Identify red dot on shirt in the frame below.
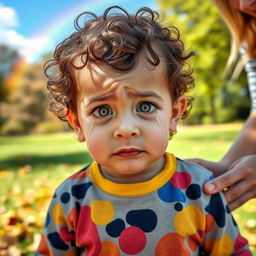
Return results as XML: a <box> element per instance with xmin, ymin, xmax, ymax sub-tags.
<box><xmin>119</xmin><ymin>226</ymin><xmax>146</xmax><ymax>254</ymax></box>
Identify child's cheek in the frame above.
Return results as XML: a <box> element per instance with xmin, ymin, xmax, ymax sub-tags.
<box><xmin>85</xmin><ymin>121</ymin><xmax>106</xmax><ymax>158</ymax></box>
<box><xmin>154</xmin><ymin>116</ymin><xmax>169</xmax><ymax>152</ymax></box>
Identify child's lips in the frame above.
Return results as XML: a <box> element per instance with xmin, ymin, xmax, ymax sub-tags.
<box><xmin>113</xmin><ymin>148</ymin><xmax>144</xmax><ymax>158</ymax></box>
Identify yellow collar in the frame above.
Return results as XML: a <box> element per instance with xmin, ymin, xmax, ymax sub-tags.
<box><xmin>88</xmin><ymin>153</ymin><xmax>176</xmax><ymax>197</ymax></box>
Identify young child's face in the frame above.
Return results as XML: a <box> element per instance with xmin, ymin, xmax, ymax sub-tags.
<box><xmin>72</xmin><ymin>55</ymin><xmax>186</xmax><ymax>182</ymax></box>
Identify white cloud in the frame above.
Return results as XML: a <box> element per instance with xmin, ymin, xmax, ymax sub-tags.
<box><xmin>0</xmin><ymin>4</ymin><xmax>49</xmax><ymax>62</ymax></box>
<box><xmin>0</xmin><ymin>5</ymin><xmax>17</xmax><ymax>28</ymax></box>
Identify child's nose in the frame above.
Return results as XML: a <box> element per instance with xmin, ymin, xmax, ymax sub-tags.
<box><xmin>114</xmin><ymin>116</ymin><xmax>140</xmax><ymax>139</ymax></box>
<box><xmin>114</xmin><ymin>127</ymin><xmax>139</xmax><ymax>139</ymax></box>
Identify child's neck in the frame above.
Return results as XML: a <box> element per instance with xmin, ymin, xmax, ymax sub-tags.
<box><xmin>99</xmin><ymin>156</ymin><xmax>165</xmax><ymax>184</ymax></box>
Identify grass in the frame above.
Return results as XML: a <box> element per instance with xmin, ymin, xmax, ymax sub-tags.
<box><xmin>0</xmin><ymin>123</ymin><xmax>255</xmax><ymax>255</ymax></box>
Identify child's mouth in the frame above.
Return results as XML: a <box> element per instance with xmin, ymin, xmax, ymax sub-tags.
<box><xmin>114</xmin><ymin>148</ymin><xmax>143</xmax><ymax>157</ymax></box>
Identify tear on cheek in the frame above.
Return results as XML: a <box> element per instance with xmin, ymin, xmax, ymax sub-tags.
<box><xmin>155</xmin><ymin>117</ymin><xmax>169</xmax><ymax>151</ymax></box>
<box><xmin>85</xmin><ymin>122</ymin><xmax>95</xmax><ymax>146</ymax></box>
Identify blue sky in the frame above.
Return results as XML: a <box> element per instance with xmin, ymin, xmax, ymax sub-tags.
<box><xmin>0</xmin><ymin>0</ymin><xmax>157</xmax><ymax>62</ymax></box>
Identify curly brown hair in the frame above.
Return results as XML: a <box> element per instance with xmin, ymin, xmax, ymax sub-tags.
<box><xmin>44</xmin><ymin>6</ymin><xmax>195</xmax><ymax>121</ymax></box>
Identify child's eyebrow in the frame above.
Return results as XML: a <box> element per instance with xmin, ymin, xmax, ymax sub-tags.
<box><xmin>86</xmin><ymin>90</ymin><xmax>163</xmax><ymax>106</ymax></box>
<box><xmin>128</xmin><ymin>91</ymin><xmax>164</xmax><ymax>101</ymax></box>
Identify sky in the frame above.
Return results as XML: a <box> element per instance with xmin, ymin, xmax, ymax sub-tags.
<box><xmin>0</xmin><ymin>0</ymin><xmax>157</xmax><ymax>63</ymax></box>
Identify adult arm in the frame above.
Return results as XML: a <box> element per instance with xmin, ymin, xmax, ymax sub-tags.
<box><xmin>189</xmin><ymin>112</ymin><xmax>256</xmax><ymax>210</ymax></box>
<box><xmin>190</xmin><ymin>56</ymin><xmax>256</xmax><ymax>210</ymax></box>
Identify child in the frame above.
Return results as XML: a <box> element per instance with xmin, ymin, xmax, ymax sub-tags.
<box><xmin>36</xmin><ymin>6</ymin><xmax>251</xmax><ymax>256</ymax></box>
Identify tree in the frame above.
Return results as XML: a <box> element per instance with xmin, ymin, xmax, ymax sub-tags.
<box><xmin>157</xmin><ymin>0</ymin><xmax>236</xmax><ymax>123</ymax></box>
<box><xmin>0</xmin><ymin>44</ymin><xmax>18</xmax><ymax>101</ymax></box>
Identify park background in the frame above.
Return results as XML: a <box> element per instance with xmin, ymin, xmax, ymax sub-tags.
<box><xmin>0</xmin><ymin>0</ymin><xmax>255</xmax><ymax>255</ymax></box>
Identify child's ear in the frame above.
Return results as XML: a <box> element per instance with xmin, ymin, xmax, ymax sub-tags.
<box><xmin>169</xmin><ymin>96</ymin><xmax>187</xmax><ymax>132</ymax></box>
<box><xmin>67</xmin><ymin>110</ymin><xmax>85</xmax><ymax>142</ymax></box>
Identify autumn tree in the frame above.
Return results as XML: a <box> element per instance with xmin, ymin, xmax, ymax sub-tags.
<box><xmin>0</xmin><ymin>44</ymin><xmax>18</xmax><ymax>101</ymax></box>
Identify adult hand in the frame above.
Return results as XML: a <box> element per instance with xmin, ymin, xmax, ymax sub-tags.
<box><xmin>187</xmin><ymin>155</ymin><xmax>256</xmax><ymax>211</ymax></box>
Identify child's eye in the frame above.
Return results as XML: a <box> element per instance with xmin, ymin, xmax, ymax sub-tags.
<box><xmin>93</xmin><ymin>104</ymin><xmax>113</xmax><ymax>118</ymax></box>
<box><xmin>136</xmin><ymin>101</ymin><xmax>157</xmax><ymax>113</ymax></box>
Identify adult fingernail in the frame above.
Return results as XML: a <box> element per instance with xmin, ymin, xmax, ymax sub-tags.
<box><xmin>206</xmin><ymin>183</ymin><xmax>216</xmax><ymax>191</ymax></box>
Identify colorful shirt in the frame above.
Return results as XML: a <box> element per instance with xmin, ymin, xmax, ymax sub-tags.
<box><xmin>36</xmin><ymin>153</ymin><xmax>251</xmax><ymax>256</ymax></box>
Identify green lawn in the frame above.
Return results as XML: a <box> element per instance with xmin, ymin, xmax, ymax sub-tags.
<box><xmin>0</xmin><ymin>123</ymin><xmax>255</xmax><ymax>255</ymax></box>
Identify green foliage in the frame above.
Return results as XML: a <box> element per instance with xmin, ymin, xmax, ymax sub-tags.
<box><xmin>157</xmin><ymin>0</ymin><xmax>250</xmax><ymax>124</ymax></box>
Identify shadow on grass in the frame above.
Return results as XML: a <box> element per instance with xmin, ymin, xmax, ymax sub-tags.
<box><xmin>0</xmin><ymin>152</ymin><xmax>93</xmax><ymax>171</ymax></box>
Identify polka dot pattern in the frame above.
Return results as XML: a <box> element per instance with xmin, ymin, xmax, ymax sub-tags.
<box><xmin>119</xmin><ymin>226</ymin><xmax>146</xmax><ymax>254</ymax></box>
<box><xmin>174</xmin><ymin>202</ymin><xmax>183</xmax><ymax>211</ymax></box>
<box><xmin>71</xmin><ymin>182</ymin><xmax>92</xmax><ymax>199</ymax></box>
<box><xmin>61</xmin><ymin>192</ymin><xmax>71</xmax><ymax>204</ymax></box>
<box><xmin>52</xmin><ymin>204</ymin><xmax>65</xmax><ymax>225</ymax></box>
<box><xmin>186</xmin><ymin>184</ymin><xmax>201</xmax><ymax>200</ymax></box>
<box><xmin>170</xmin><ymin>172</ymin><xmax>191</xmax><ymax>189</ymax></box>
<box><xmin>205</xmin><ymin>194</ymin><xmax>226</xmax><ymax>228</ymax></box>
<box><xmin>91</xmin><ymin>200</ymin><xmax>114</xmax><ymax>225</ymax></box>
<box><xmin>37</xmin><ymin>156</ymin><xmax>251</xmax><ymax>255</ymax></box>
<box><xmin>47</xmin><ymin>232</ymin><xmax>69</xmax><ymax>250</ymax></box>
<box><xmin>59</xmin><ymin>226</ymin><xmax>75</xmax><ymax>243</ymax></box>
<box><xmin>126</xmin><ymin>209</ymin><xmax>157</xmax><ymax>233</ymax></box>
<box><xmin>155</xmin><ymin>233</ymin><xmax>190</xmax><ymax>256</ymax></box>
<box><xmin>106</xmin><ymin>219</ymin><xmax>125</xmax><ymax>238</ymax></box>
<box><xmin>158</xmin><ymin>181</ymin><xmax>186</xmax><ymax>203</ymax></box>
<box><xmin>174</xmin><ymin>205</ymin><xmax>205</xmax><ymax>237</ymax></box>
<box><xmin>99</xmin><ymin>241</ymin><xmax>120</xmax><ymax>256</ymax></box>
<box><xmin>45</xmin><ymin>213</ymin><xmax>50</xmax><ymax>228</ymax></box>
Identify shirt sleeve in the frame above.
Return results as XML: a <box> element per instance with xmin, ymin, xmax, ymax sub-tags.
<box><xmin>35</xmin><ymin>191</ymin><xmax>78</xmax><ymax>255</ymax></box>
<box><xmin>202</xmin><ymin>191</ymin><xmax>252</xmax><ymax>255</ymax></box>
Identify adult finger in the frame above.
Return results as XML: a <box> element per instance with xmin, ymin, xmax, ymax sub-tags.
<box><xmin>185</xmin><ymin>158</ymin><xmax>222</xmax><ymax>174</ymax></box>
<box><xmin>203</xmin><ymin>168</ymin><xmax>245</xmax><ymax>194</ymax></box>
<box><xmin>228</xmin><ymin>190</ymin><xmax>256</xmax><ymax>211</ymax></box>
<box><xmin>223</xmin><ymin>179</ymin><xmax>250</xmax><ymax>204</ymax></box>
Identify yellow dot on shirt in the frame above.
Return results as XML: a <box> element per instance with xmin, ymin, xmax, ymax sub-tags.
<box><xmin>174</xmin><ymin>205</ymin><xmax>205</xmax><ymax>237</ymax></box>
<box><xmin>209</xmin><ymin>234</ymin><xmax>233</xmax><ymax>256</ymax></box>
<box><xmin>91</xmin><ymin>200</ymin><xmax>114</xmax><ymax>225</ymax></box>
<box><xmin>52</xmin><ymin>203</ymin><xmax>66</xmax><ymax>225</ymax></box>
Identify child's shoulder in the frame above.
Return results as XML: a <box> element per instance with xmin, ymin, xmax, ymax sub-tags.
<box><xmin>55</xmin><ymin>164</ymin><xmax>92</xmax><ymax>195</ymax></box>
<box><xmin>175</xmin><ymin>157</ymin><xmax>213</xmax><ymax>184</ymax></box>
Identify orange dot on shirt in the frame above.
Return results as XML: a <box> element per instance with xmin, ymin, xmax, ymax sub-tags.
<box><xmin>155</xmin><ymin>233</ymin><xmax>190</xmax><ymax>256</ymax></box>
<box><xmin>188</xmin><ymin>230</ymin><xmax>205</xmax><ymax>251</ymax></box>
<box><xmin>37</xmin><ymin>235</ymin><xmax>52</xmax><ymax>256</ymax></box>
<box><xmin>99</xmin><ymin>241</ymin><xmax>120</xmax><ymax>256</ymax></box>
<box><xmin>205</xmin><ymin>214</ymin><xmax>215</xmax><ymax>233</ymax></box>
<box><xmin>67</xmin><ymin>207</ymin><xmax>78</xmax><ymax>230</ymax></box>
<box><xmin>64</xmin><ymin>251</ymin><xmax>78</xmax><ymax>256</ymax></box>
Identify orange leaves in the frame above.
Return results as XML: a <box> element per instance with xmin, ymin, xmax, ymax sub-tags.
<box><xmin>0</xmin><ymin>166</ymin><xmax>62</xmax><ymax>255</ymax></box>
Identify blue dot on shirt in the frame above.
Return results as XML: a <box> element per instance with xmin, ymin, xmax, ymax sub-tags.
<box><xmin>186</xmin><ymin>184</ymin><xmax>201</xmax><ymax>200</ymax></box>
<box><xmin>126</xmin><ymin>209</ymin><xmax>157</xmax><ymax>232</ymax></box>
<box><xmin>71</xmin><ymin>182</ymin><xmax>93</xmax><ymax>199</ymax></box>
<box><xmin>174</xmin><ymin>202</ymin><xmax>183</xmax><ymax>211</ymax></box>
<box><xmin>205</xmin><ymin>193</ymin><xmax>226</xmax><ymax>228</ymax></box>
<box><xmin>61</xmin><ymin>192</ymin><xmax>71</xmax><ymax>204</ymax></box>
<box><xmin>106</xmin><ymin>218</ymin><xmax>125</xmax><ymax>237</ymax></box>
<box><xmin>157</xmin><ymin>182</ymin><xmax>186</xmax><ymax>203</ymax></box>
<box><xmin>45</xmin><ymin>213</ymin><xmax>51</xmax><ymax>228</ymax></box>
<box><xmin>47</xmin><ymin>232</ymin><xmax>69</xmax><ymax>250</ymax></box>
